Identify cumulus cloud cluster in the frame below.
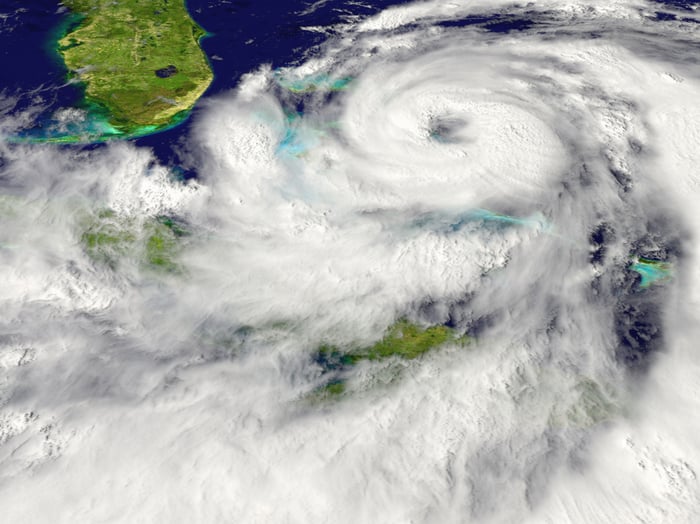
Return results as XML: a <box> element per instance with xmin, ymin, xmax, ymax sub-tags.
<box><xmin>1</xmin><ymin>0</ymin><xmax>700</xmax><ymax>522</ymax></box>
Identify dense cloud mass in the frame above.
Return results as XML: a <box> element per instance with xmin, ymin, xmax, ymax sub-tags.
<box><xmin>1</xmin><ymin>0</ymin><xmax>700</xmax><ymax>522</ymax></box>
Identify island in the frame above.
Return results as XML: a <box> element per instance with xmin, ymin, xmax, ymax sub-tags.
<box><xmin>311</xmin><ymin>320</ymin><xmax>469</xmax><ymax>399</ymax></box>
<box><xmin>630</xmin><ymin>256</ymin><xmax>671</xmax><ymax>288</ymax></box>
<box><xmin>58</xmin><ymin>0</ymin><xmax>213</xmax><ymax>135</ymax></box>
<box><xmin>81</xmin><ymin>210</ymin><xmax>188</xmax><ymax>273</ymax></box>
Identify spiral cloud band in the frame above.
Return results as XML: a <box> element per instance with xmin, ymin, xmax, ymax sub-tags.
<box><xmin>1</xmin><ymin>0</ymin><xmax>699</xmax><ymax>522</ymax></box>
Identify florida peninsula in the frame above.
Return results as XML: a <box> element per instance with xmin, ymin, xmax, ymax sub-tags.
<box><xmin>58</xmin><ymin>0</ymin><xmax>213</xmax><ymax>136</ymax></box>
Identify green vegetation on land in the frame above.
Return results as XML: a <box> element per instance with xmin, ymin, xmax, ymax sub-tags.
<box><xmin>81</xmin><ymin>211</ymin><xmax>188</xmax><ymax>273</ymax></box>
<box><xmin>144</xmin><ymin>221</ymin><xmax>181</xmax><ymax>271</ymax></box>
<box><xmin>311</xmin><ymin>320</ymin><xmax>468</xmax><ymax>399</ymax></box>
<box><xmin>314</xmin><ymin>380</ymin><xmax>346</xmax><ymax>400</ymax></box>
<box><xmin>59</xmin><ymin>0</ymin><xmax>213</xmax><ymax>134</ymax></box>
<box><xmin>345</xmin><ymin>320</ymin><xmax>461</xmax><ymax>362</ymax></box>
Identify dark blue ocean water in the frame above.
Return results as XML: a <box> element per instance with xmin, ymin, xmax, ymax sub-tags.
<box><xmin>0</xmin><ymin>3</ymin><xmax>83</xmax><ymax>122</ymax></box>
<box><xmin>0</xmin><ymin>0</ymin><xmax>696</xmax><ymax>168</ymax></box>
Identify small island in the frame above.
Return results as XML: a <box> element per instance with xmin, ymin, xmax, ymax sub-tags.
<box><xmin>630</xmin><ymin>256</ymin><xmax>671</xmax><ymax>288</ymax></box>
<box><xmin>59</xmin><ymin>0</ymin><xmax>213</xmax><ymax>135</ymax></box>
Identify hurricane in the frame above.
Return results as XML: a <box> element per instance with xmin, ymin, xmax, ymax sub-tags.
<box><xmin>1</xmin><ymin>0</ymin><xmax>699</xmax><ymax>522</ymax></box>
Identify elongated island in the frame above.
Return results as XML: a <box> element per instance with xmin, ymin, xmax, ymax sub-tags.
<box><xmin>58</xmin><ymin>0</ymin><xmax>213</xmax><ymax>137</ymax></box>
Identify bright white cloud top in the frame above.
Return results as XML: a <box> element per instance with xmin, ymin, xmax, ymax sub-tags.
<box><xmin>1</xmin><ymin>0</ymin><xmax>700</xmax><ymax>522</ymax></box>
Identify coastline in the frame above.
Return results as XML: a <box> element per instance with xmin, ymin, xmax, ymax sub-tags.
<box><xmin>19</xmin><ymin>0</ymin><xmax>214</xmax><ymax>144</ymax></box>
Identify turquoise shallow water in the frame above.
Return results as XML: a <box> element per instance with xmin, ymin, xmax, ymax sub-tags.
<box><xmin>406</xmin><ymin>209</ymin><xmax>549</xmax><ymax>236</ymax></box>
<box><xmin>631</xmin><ymin>258</ymin><xmax>671</xmax><ymax>288</ymax></box>
<box><xmin>10</xmin><ymin>99</ymin><xmax>190</xmax><ymax>145</ymax></box>
<box><xmin>275</xmin><ymin>70</ymin><xmax>353</xmax><ymax>93</ymax></box>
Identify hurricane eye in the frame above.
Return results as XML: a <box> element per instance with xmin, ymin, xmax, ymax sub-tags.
<box><xmin>428</xmin><ymin>116</ymin><xmax>469</xmax><ymax>143</ymax></box>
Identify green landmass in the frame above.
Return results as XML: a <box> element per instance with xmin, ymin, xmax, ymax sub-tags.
<box><xmin>81</xmin><ymin>211</ymin><xmax>188</xmax><ymax>273</ymax></box>
<box><xmin>144</xmin><ymin>220</ymin><xmax>181</xmax><ymax>271</ymax></box>
<box><xmin>311</xmin><ymin>320</ymin><xmax>468</xmax><ymax>400</ymax></box>
<box><xmin>311</xmin><ymin>380</ymin><xmax>346</xmax><ymax>402</ymax></box>
<box><xmin>346</xmin><ymin>320</ymin><xmax>462</xmax><ymax>362</ymax></box>
<box><xmin>58</xmin><ymin>0</ymin><xmax>213</xmax><ymax>134</ymax></box>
